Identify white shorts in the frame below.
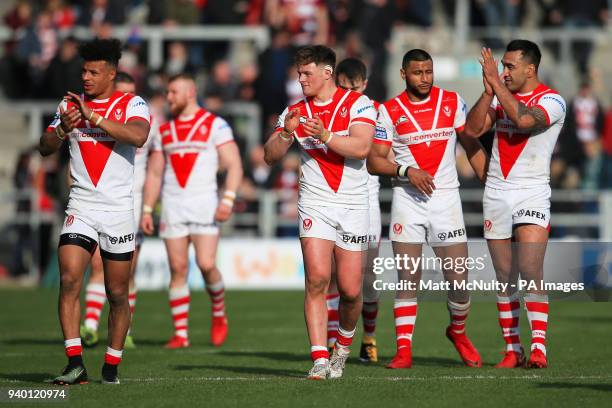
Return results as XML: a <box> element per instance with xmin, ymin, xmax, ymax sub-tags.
<box><xmin>368</xmin><ymin>199</ymin><xmax>382</xmax><ymax>249</ymax></box>
<box><xmin>160</xmin><ymin>194</ymin><xmax>219</xmax><ymax>239</ymax></box>
<box><xmin>133</xmin><ymin>193</ymin><xmax>144</xmax><ymax>246</ymax></box>
<box><xmin>390</xmin><ymin>187</ymin><xmax>467</xmax><ymax>246</ymax></box>
<box><xmin>483</xmin><ymin>185</ymin><xmax>551</xmax><ymax>239</ymax></box>
<box><xmin>298</xmin><ymin>204</ymin><xmax>369</xmax><ymax>251</ymax></box>
<box><xmin>60</xmin><ymin>209</ymin><xmax>135</xmax><ymax>260</ymax></box>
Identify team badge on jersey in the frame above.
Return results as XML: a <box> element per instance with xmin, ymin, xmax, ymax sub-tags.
<box><xmin>303</xmin><ymin>218</ymin><xmax>313</xmax><ymax>231</ymax></box>
<box><xmin>114</xmin><ymin>108</ymin><xmax>123</xmax><ymax>121</ymax></box>
<box><xmin>443</xmin><ymin>105</ymin><xmax>451</xmax><ymax>117</ymax></box>
<box><xmin>65</xmin><ymin>215</ymin><xmax>74</xmax><ymax>227</ymax></box>
<box><xmin>484</xmin><ymin>219</ymin><xmax>493</xmax><ymax>231</ymax></box>
<box><xmin>393</xmin><ymin>223</ymin><xmax>403</xmax><ymax>235</ymax></box>
<box><xmin>340</xmin><ymin>106</ymin><xmax>348</xmax><ymax>118</ymax></box>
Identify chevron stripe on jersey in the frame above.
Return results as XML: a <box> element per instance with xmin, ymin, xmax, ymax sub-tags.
<box><xmin>487</xmin><ymin>83</ymin><xmax>566</xmax><ymax>189</ymax></box>
<box><xmin>46</xmin><ymin>91</ymin><xmax>151</xmax><ymax>211</ymax></box>
<box><xmin>276</xmin><ymin>87</ymin><xmax>377</xmax><ymax>209</ymax></box>
<box><xmin>156</xmin><ymin>107</ymin><xmax>234</xmax><ymax>198</ymax></box>
<box><xmin>376</xmin><ymin>86</ymin><xmax>466</xmax><ymax>189</ymax></box>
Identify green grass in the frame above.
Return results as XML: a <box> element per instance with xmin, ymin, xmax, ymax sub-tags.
<box><xmin>1</xmin><ymin>289</ymin><xmax>611</xmax><ymax>407</ymax></box>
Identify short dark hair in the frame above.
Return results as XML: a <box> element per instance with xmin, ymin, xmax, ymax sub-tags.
<box><xmin>79</xmin><ymin>38</ymin><xmax>122</xmax><ymax>67</ymax></box>
<box><xmin>294</xmin><ymin>45</ymin><xmax>336</xmax><ymax>69</ymax></box>
<box><xmin>114</xmin><ymin>71</ymin><xmax>135</xmax><ymax>84</ymax></box>
<box><xmin>402</xmin><ymin>49</ymin><xmax>432</xmax><ymax>68</ymax></box>
<box><xmin>168</xmin><ymin>72</ymin><xmax>196</xmax><ymax>83</ymax></box>
<box><xmin>335</xmin><ymin>58</ymin><xmax>367</xmax><ymax>83</ymax></box>
<box><xmin>506</xmin><ymin>39</ymin><xmax>541</xmax><ymax>71</ymax></box>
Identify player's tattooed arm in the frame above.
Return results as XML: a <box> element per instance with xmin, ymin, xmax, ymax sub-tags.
<box><xmin>517</xmin><ymin>102</ymin><xmax>548</xmax><ymax>132</ymax></box>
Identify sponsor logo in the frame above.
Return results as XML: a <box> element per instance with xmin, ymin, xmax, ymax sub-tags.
<box><xmin>114</xmin><ymin>108</ymin><xmax>123</xmax><ymax>121</ymax></box>
<box><xmin>414</xmin><ymin>108</ymin><xmax>432</xmax><ymax>114</ymax></box>
<box><xmin>356</xmin><ymin>105</ymin><xmax>372</xmax><ymax>115</ymax></box>
<box><xmin>68</xmin><ymin>233</ymin><xmax>77</xmax><ymax>239</ymax></box>
<box><xmin>108</xmin><ymin>233</ymin><xmax>134</xmax><ymax>245</ymax></box>
<box><xmin>443</xmin><ymin>105</ymin><xmax>451</xmax><ymax>117</ymax></box>
<box><xmin>199</xmin><ymin>125</ymin><xmax>208</xmax><ymax>135</ymax></box>
<box><xmin>342</xmin><ymin>234</ymin><xmax>368</xmax><ymax>244</ymax></box>
<box><xmin>516</xmin><ymin>209</ymin><xmax>546</xmax><ymax>220</ymax></box>
<box><xmin>484</xmin><ymin>219</ymin><xmax>493</xmax><ymax>231</ymax></box>
<box><xmin>315</xmin><ymin>110</ymin><xmax>331</xmax><ymax>116</ymax></box>
<box><xmin>340</xmin><ymin>106</ymin><xmax>348</xmax><ymax>118</ymax></box>
<box><xmin>539</xmin><ymin>95</ymin><xmax>565</xmax><ymax>112</ymax></box>
<box><xmin>375</xmin><ymin>126</ymin><xmax>387</xmax><ymax>140</ymax></box>
<box><xmin>393</xmin><ymin>223</ymin><xmax>403</xmax><ymax>235</ymax></box>
<box><xmin>437</xmin><ymin>228</ymin><xmax>465</xmax><ymax>241</ymax></box>
<box><xmin>303</xmin><ymin>218</ymin><xmax>312</xmax><ymax>231</ymax></box>
<box><xmin>65</xmin><ymin>215</ymin><xmax>74</xmax><ymax>227</ymax></box>
<box><xmin>132</xmin><ymin>101</ymin><xmax>146</xmax><ymax>107</ymax></box>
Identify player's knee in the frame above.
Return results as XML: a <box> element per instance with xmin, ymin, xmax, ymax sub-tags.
<box><xmin>59</xmin><ymin>272</ymin><xmax>81</xmax><ymax>295</ymax></box>
<box><xmin>339</xmin><ymin>288</ymin><xmax>361</xmax><ymax>304</ymax></box>
<box><xmin>169</xmin><ymin>258</ymin><xmax>189</xmax><ymax>275</ymax></box>
<box><xmin>197</xmin><ymin>258</ymin><xmax>216</xmax><ymax>274</ymax></box>
<box><xmin>305</xmin><ymin>274</ymin><xmax>328</xmax><ymax>294</ymax></box>
<box><xmin>106</xmin><ymin>286</ymin><xmax>129</xmax><ymax>307</ymax></box>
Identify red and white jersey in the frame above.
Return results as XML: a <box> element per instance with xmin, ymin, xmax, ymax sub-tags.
<box><xmin>133</xmin><ymin>111</ymin><xmax>161</xmax><ymax>196</ymax></box>
<box><xmin>46</xmin><ymin>91</ymin><xmax>150</xmax><ymax>211</ymax></box>
<box><xmin>154</xmin><ymin>107</ymin><xmax>234</xmax><ymax>200</ymax></box>
<box><xmin>367</xmin><ymin>100</ymin><xmax>381</xmax><ymax>201</ymax></box>
<box><xmin>488</xmin><ymin>83</ymin><xmax>566</xmax><ymax>189</ymax></box>
<box><xmin>375</xmin><ymin>86</ymin><xmax>467</xmax><ymax>190</ymax></box>
<box><xmin>276</xmin><ymin>87</ymin><xmax>377</xmax><ymax>209</ymax></box>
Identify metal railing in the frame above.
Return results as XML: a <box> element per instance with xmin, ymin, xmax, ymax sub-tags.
<box><xmin>229</xmin><ymin>189</ymin><xmax>611</xmax><ymax>239</ymax></box>
<box><xmin>1</xmin><ymin>188</ymin><xmax>610</xmax><ymax>281</ymax></box>
<box><xmin>0</xmin><ymin>25</ymin><xmax>270</xmax><ymax>71</ymax></box>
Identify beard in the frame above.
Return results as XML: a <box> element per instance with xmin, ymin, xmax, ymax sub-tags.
<box><xmin>406</xmin><ymin>82</ymin><xmax>432</xmax><ymax>100</ymax></box>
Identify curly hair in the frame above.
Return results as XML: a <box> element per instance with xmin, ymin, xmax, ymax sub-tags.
<box><xmin>78</xmin><ymin>38</ymin><xmax>122</xmax><ymax>67</ymax></box>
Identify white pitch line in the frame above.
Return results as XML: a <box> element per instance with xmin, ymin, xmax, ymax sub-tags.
<box><xmin>4</xmin><ymin>374</ymin><xmax>611</xmax><ymax>385</ymax></box>
<box><xmin>119</xmin><ymin>374</ymin><xmax>612</xmax><ymax>383</ymax></box>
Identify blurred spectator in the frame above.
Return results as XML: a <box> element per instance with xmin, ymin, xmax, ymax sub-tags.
<box><xmin>76</xmin><ymin>0</ymin><xmax>126</xmax><ymax>28</ymax></box>
<box><xmin>256</xmin><ymin>29</ymin><xmax>293</xmax><ymax>136</ymax></box>
<box><xmin>163</xmin><ymin>0</ymin><xmax>202</xmax><ymax>26</ymax></box>
<box><xmin>559</xmin><ymin>81</ymin><xmax>604</xmax><ymax>189</ymax></box>
<box><xmin>44</xmin><ymin>36</ymin><xmax>82</xmax><ymax>98</ymax></box>
<box><xmin>203</xmin><ymin>0</ymin><xmax>251</xmax><ymax>24</ymax></box>
<box><xmin>237</xmin><ymin>62</ymin><xmax>258</xmax><ymax>101</ymax></box>
<box><xmin>164</xmin><ymin>41</ymin><xmax>195</xmax><ymax>77</ymax></box>
<box><xmin>14</xmin><ymin>10</ymin><xmax>59</xmax><ymax>97</ymax></box>
<box><xmin>549</xmin><ymin>0</ymin><xmax>609</xmax><ymax>75</ymax></box>
<box><xmin>45</xmin><ymin>0</ymin><xmax>76</xmax><ymax>33</ymax></box>
<box><xmin>396</xmin><ymin>0</ymin><xmax>433</xmax><ymax>27</ymax></box>
<box><xmin>600</xmin><ymin>102</ymin><xmax>612</xmax><ymax>189</ymax></box>
<box><xmin>12</xmin><ymin>146</ymin><xmax>59</xmax><ymax>279</ymax></box>
<box><xmin>205</xmin><ymin>60</ymin><xmax>238</xmax><ymax>101</ymax></box>
<box><xmin>3</xmin><ymin>0</ymin><xmax>33</xmax><ymax>53</ymax></box>
<box><xmin>474</xmin><ymin>0</ymin><xmax>522</xmax><ymax>49</ymax></box>
<box><xmin>265</xmin><ymin>0</ymin><xmax>329</xmax><ymax>46</ymax></box>
<box><xmin>356</xmin><ymin>0</ymin><xmax>394</xmax><ymax>101</ymax></box>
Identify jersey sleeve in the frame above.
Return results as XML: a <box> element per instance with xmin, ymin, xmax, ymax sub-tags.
<box><xmin>349</xmin><ymin>95</ymin><xmax>377</xmax><ymax>128</ymax></box>
<box><xmin>535</xmin><ymin>93</ymin><xmax>566</xmax><ymax>126</ymax></box>
<box><xmin>46</xmin><ymin>99</ymin><xmax>68</xmax><ymax>132</ymax></box>
<box><xmin>454</xmin><ymin>94</ymin><xmax>467</xmax><ymax>132</ymax></box>
<box><xmin>212</xmin><ymin>117</ymin><xmax>235</xmax><ymax>147</ymax></box>
<box><xmin>126</xmin><ymin>96</ymin><xmax>151</xmax><ymax>123</ymax></box>
<box><xmin>275</xmin><ymin>107</ymin><xmax>290</xmax><ymax>132</ymax></box>
<box><xmin>373</xmin><ymin>105</ymin><xmax>393</xmax><ymax>146</ymax></box>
